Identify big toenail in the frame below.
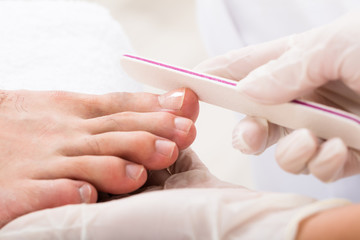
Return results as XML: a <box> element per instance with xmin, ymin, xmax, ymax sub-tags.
<box><xmin>158</xmin><ymin>89</ymin><xmax>185</xmax><ymax>110</ymax></box>
<box><xmin>126</xmin><ymin>164</ymin><xmax>145</xmax><ymax>180</ymax></box>
<box><xmin>155</xmin><ymin>140</ymin><xmax>176</xmax><ymax>158</ymax></box>
<box><xmin>79</xmin><ymin>184</ymin><xmax>92</xmax><ymax>203</ymax></box>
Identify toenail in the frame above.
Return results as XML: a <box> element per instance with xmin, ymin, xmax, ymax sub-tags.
<box><xmin>79</xmin><ymin>184</ymin><xmax>92</xmax><ymax>203</ymax></box>
<box><xmin>158</xmin><ymin>89</ymin><xmax>185</xmax><ymax>110</ymax></box>
<box><xmin>126</xmin><ymin>164</ymin><xmax>145</xmax><ymax>180</ymax></box>
<box><xmin>155</xmin><ymin>140</ymin><xmax>176</xmax><ymax>158</ymax></box>
<box><xmin>174</xmin><ymin>117</ymin><xmax>192</xmax><ymax>134</ymax></box>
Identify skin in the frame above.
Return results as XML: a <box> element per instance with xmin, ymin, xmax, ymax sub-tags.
<box><xmin>297</xmin><ymin>204</ymin><xmax>360</xmax><ymax>240</ymax></box>
<box><xmin>0</xmin><ymin>87</ymin><xmax>199</xmax><ymax>228</ymax></box>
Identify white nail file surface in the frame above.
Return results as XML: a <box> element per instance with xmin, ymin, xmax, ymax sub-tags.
<box><xmin>121</xmin><ymin>54</ymin><xmax>360</xmax><ymax>151</ymax></box>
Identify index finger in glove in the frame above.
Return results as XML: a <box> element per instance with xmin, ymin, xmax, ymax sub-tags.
<box><xmin>236</xmin><ymin>12</ymin><xmax>360</xmax><ymax>104</ymax></box>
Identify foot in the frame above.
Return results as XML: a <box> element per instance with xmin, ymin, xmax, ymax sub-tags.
<box><xmin>0</xmin><ymin>88</ymin><xmax>199</xmax><ymax>227</ymax></box>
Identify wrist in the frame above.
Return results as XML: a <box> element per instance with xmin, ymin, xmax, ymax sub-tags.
<box><xmin>285</xmin><ymin>199</ymin><xmax>351</xmax><ymax>240</ymax></box>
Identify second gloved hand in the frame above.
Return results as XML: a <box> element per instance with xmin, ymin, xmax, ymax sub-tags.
<box><xmin>195</xmin><ymin>11</ymin><xmax>360</xmax><ymax>182</ymax></box>
<box><xmin>0</xmin><ymin>149</ymin><xmax>350</xmax><ymax>240</ymax></box>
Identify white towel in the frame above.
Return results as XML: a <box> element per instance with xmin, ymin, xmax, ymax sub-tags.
<box><xmin>0</xmin><ymin>0</ymin><xmax>141</xmax><ymax>94</ymax></box>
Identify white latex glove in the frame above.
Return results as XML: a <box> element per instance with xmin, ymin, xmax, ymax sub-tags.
<box><xmin>195</xmin><ymin>11</ymin><xmax>360</xmax><ymax>182</ymax></box>
<box><xmin>0</xmin><ymin>149</ymin><xmax>349</xmax><ymax>240</ymax></box>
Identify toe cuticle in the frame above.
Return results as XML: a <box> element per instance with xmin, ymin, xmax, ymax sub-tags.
<box><xmin>126</xmin><ymin>164</ymin><xmax>145</xmax><ymax>180</ymax></box>
<box><xmin>155</xmin><ymin>140</ymin><xmax>176</xmax><ymax>158</ymax></box>
<box><xmin>174</xmin><ymin>117</ymin><xmax>192</xmax><ymax>134</ymax></box>
<box><xmin>158</xmin><ymin>89</ymin><xmax>185</xmax><ymax>110</ymax></box>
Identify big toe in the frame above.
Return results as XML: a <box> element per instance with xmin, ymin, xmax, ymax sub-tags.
<box><xmin>0</xmin><ymin>179</ymin><xmax>97</xmax><ymax>228</ymax></box>
<box><xmin>159</xmin><ymin>88</ymin><xmax>199</xmax><ymax>122</ymax></box>
<box><xmin>180</xmin><ymin>88</ymin><xmax>199</xmax><ymax>122</ymax></box>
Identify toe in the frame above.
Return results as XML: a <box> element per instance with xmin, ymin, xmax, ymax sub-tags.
<box><xmin>63</xmin><ymin>131</ymin><xmax>179</xmax><ymax>170</ymax></box>
<box><xmin>0</xmin><ymin>179</ymin><xmax>97</xmax><ymax>228</ymax></box>
<box><xmin>84</xmin><ymin>112</ymin><xmax>196</xmax><ymax>150</ymax></box>
<box><xmin>158</xmin><ymin>88</ymin><xmax>199</xmax><ymax>122</ymax></box>
<box><xmin>74</xmin><ymin>88</ymin><xmax>199</xmax><ymax>121</ymax></box>
<box><xmin>44</xmin><ymin>156</ymin><xmax>148</xmax><ymax>194</ymax></box>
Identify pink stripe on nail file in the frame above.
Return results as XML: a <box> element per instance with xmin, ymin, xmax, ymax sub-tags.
<box><xmin>292</xmin><ymin>100</ymin><xmax>360</xmax><ymax>125</ymax></box>
<box><xmin>123</xmin><ymin>54</ymin><xmax>360</xmax><ymax>125</ymax></box>
<box><xmin>123</xmin><ymin>54</ymin><xmax>237</xmax><ymax>86</ymax></box>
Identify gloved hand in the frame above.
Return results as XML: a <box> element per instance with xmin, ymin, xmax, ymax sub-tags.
<box><xmin>195</xmin><ymin>11</ymin><xmax>360</xmax><ymax>182</ymax></box>
<box><xmin>0</xmin><ymin>149</ymin><xmax>349</xmax><ymax>240</ymax></box>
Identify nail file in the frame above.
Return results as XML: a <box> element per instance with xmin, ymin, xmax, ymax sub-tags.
<box><xmin>121</xmin><ymin>54</ymin><xmax>360</xmax><ymax>151</ymax></box>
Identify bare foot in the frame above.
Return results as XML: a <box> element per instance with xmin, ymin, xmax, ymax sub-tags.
<box><xmin>0</xmin><ymin>88</ymin><xmax>199</xmax><ymax>227</ymax></box>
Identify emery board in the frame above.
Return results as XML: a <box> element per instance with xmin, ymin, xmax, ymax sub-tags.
<box><xmin>121</xmin><ymin>54</ymin><xmax>360</xmax><ymax>151</ymax></box>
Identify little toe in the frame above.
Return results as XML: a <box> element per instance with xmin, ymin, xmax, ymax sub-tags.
<box><xmin>0</xmin><ymin>179</ymin><xmax>97</xmax><ymax>228</ymax></box>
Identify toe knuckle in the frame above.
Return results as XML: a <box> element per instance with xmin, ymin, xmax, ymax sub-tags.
<box><xmin>48</xmin><ymin>91</ymin><xmax>72</xmax><ymax>101</ymax></box>
<box><xmin>0</xmin><ymin>90</ymin><xmax>10</xmax><ymax>107</ymax></box>
<box><xmin>85</xmin><ymin>136</ymin><xmax>103</xmax><ymax>154</ymax></box>
<box><xmin>82</xmin><ymin>95</ymin><xmax>106</xmax><ymax>116</ymax></box>
<box><xmin>156</xmin><ymin>112</ymin><xmax>174</xmax><ymax>124</ymax></box>
<box><xmin>105</xmin><ymin>92</ymin><xmax>131</xmax><ymax>105</ymax></box>
<box><xmin>132</xmin><ymin>131</ymin><xmax>155</xmax><ymax>148</ymax></box>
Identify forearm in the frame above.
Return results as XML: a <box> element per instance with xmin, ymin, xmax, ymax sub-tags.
<box><xmin>297</xmin><ymin>203</ymin><xmax>360</xmax><ymax>240</ymax></box>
